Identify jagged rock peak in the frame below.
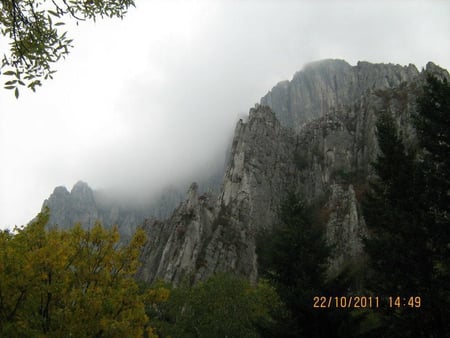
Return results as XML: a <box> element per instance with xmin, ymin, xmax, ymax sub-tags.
<box><xmin>302</xmin><ymin>58</ymin><xmax>351</xmax><ymax>72</ymax></box>
<box><xmin>69</xmin><ymin>181</ymin><xmax>95</xmax><ymax>206</ymax></box>
<box><xmin>186</xmin><ymin>182</ymin><xmax>199</xmax><ymax>208</ymax></box>
<box><xmin>45</xmin><ymin>181</ymin><xmax>93</xmax><ymax>202</ymax></box>
<box><xmin>51</xmin><ymin>186</ymin><xmax>70</xmax><ymax>196</ymax></box>
<box><xmin>425</xmin><ymin>61</ymin><xmax>450</xmax><ymax>80</ymax></box>
<box><xmin>248</xmin><ymin>104</ymin><xmax>279</xmax><ymax>123</ymax></box>
<box><xmin>71</xmin><ymin>180</ymin><xmax>92</xmax><ymax>194</ymax></box>
<box><xmin>260</xmin><ymin>59</ymin><xmax>420</xmax><ymax>130</ymax></box>
<box><xmin>188</xmin><ymin>182</ymin><xmax>198</xmax><ymax>194</ymax></box>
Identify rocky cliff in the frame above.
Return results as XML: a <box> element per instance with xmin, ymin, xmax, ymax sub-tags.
<box><xmin>43</xmin><ymin>181</ymin><xmax>149</xmax><ymax>239</ymax></box>
<box><xmin>136</xmin><ymin>60</ymin><xmax>450</xmax><ymax>285</ymax></box>
<box><xmin>41</xmin><ymin>170</ymin><xmax>224</xmax><ymax>240</ymax></box>
<box><xmin>260</xmin><ymin>59</ymin><xmax>420</xmax><ymax>130</ymax></box>
<box><xmin>138</xmin><ymin>106</ymin><xmax>297</xmax><ymax>284</ymax></box>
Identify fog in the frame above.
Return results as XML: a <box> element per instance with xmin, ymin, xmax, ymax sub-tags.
<box><xmin>1</xmin><ymin>0</ymin><xmax>450</xmax><ymax>228</ymax></box>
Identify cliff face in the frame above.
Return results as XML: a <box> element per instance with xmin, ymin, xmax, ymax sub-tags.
<box><xmin>43</xmin><ymin>181</ymin><xmax>148</xmax><ymax>239</ymax></box>
<box><xmin>137</xmin><ymin>60</ymin><xmax>449</xmax><ymax>284</ymax></box>
<box><xmin>260</xmin><ymin>59</ymin><xmax>420</xmax><ymax>130</ymax></box>
<box><xmin>41</xmin><ymin>171</ymin><xmax>224</xmax><ymax>240</ymax></box>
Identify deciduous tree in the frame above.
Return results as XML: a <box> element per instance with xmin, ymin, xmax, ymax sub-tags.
<box><xmin>0</xmin><ymin>207</ymin><xmax>153</xmax><ymax>337</ymax></box>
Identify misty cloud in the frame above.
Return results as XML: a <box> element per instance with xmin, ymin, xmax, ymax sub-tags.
<box><xmin>1</xmin><ymin>0</ymin><xmax>449</xmax><ymax>228</ymax></box>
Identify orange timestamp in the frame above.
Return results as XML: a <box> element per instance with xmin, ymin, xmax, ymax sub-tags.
<box><xmin>388</xmin><ymin>296</ymin><xmax>421</xmax><ymax>308</ymax></box>
<box><xmin>313</xmin><ymin>296</ymin><xmax>422</xmax><ymax>309</ymax></box>
<box><xmin>313</xmin><ymin>296</ymin><xmax>380</xmax><ymax>309</ymax></box>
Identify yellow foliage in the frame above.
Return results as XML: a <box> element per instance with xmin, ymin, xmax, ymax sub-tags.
<box><xmin>0</xmin><ymin>208</ymin><xmax>154</xmax><ymax>337</ymax></box>
<box><xmin>145</xmin><ymin>287</ymin><xmax>171</xmax><ymax>304</ymax></box>
<box><xmin>146</xmin><ymin>326</ymin><xmax>159</xmax><ymax>338</ymax></box>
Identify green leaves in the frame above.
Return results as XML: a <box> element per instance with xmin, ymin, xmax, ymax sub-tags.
<box><xmin>147</xmin><ymin>274</ymin><xmax>282</xmax><ymax>338</ymax></box>
<box><xmin>0</xmin><ymin>210</ymin><xmax>150</xmax><ymax>337</ymax></box>
<box><xmin>0</xmin><ymin>0</ymin><xmax>136</xmax><ymax>97</ymax></box>
<box><xmin>2</xmin><ymin>70</ymin><xmax>15</xmax><ymax>76</ymax></box>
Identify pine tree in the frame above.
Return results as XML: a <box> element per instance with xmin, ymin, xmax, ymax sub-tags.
<box><xmin>257</xmin><ymin>191</ymin><xmax>349</xmax><ymax>337</ymax></box>
<box><xmin>414</xmin><ymin>74</ymin><xmax>450</xmax><ymax>336</ymax></box>
<box><xmin>362</xmin><ymin>111</ymin><xmax>432</xmax><ymax>336</ymax></box>
<box><xmin>365</xmin><ymin>112</ymin><xmax>429</xmax><ymax>276</ymax></box>
<box><xmin>363</xmin><ymin>76</ymin><xmax>450</xmax><ymax>336</ymax></box>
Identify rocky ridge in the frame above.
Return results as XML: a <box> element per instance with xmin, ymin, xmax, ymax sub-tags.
<box><xmin>42</xmin><ymin>178</ymin><xmax>222</xmax><ymax>241</ymax></box>
<box><xmin>261</xmin><ymin>59</ymin><xmax>420</xmax><ymax>130</ymax></box>
<box><xmin>136</xmin><ymin>60</ymin><xmax>449</xmax><ymax>285</ymax></box>
<box><xmin>43</xmin><ymin>181</ymin><xmax>149</xmax><ymax>239</ymax></box>
<box><xmin>40</xmin><ymin>59</ymin><xmax>450</xmax><ymax>286</ymax></box>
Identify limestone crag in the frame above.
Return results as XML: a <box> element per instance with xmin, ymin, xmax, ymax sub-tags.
<box><xmin>220</xmin><ymin>106</ymin><xmax>297</xmax><ymax>232</ymax></box>
<box><xmin>261</xmin><ymin>59</ymin><xmax>420</xmax><ymax>130</ymax></box>
<box><xmin>137</xmin><ymin>60</ymin><xmax>450</xmax><ymax>285</ymax></box>
<box><xmin>139</xmin><ymin>183</ymin><xmax>216</xmax><ymax>283</ymax></box>
<box><xmin>137</xmin><ymin>106</ymin><xmax>299</xmax><ymax>284</ymax></box>
<box><xmin>41</xmin><ymin>170</ymin><xmax>224</xmax><ymax>241</ymax></box>
<box><xmin>43</xmin><ymin>181</ymin><xmax>147</xmax><ymax>239</ymax></box>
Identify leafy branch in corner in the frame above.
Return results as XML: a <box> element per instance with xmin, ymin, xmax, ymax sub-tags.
<box><xmin>0</xmin><ymin>0</ymin><xmax>135</xmax><ymax>98</ymax></box>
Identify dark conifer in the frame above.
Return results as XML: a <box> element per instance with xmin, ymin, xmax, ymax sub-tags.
<box><xmin>363</xmin><ymin>75</ymin><xmax>450</xmax><ymax>337</ymax></box>
<box><xmin>415</xmin><ymin>75</ymin><xmax>450</xmax><ymax>337</ymax></box>
<box><xmin>257</xmin><ymin>191</ymin><xmax>355</xmax><ymax>338</ymax></box>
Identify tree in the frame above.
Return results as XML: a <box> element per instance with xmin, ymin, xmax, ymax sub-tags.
<box><xmin>257</xmin><ymin>191</ymin><xmax>356</xmax><ymax>337</ymax></box>
<box><xmin>0</xmin><ymin>207</ymin><xmax>155</xmax><ymax>337</ymax></box>
<box><xmin>415</xmin><ymin>74</ymin><xmax>450</xmax><ymax>258</ymax></box>
<box><xmin>258</xmin><ymin>192</ymin><xmax>329</xmax><ymax>294</ymax></box>
<box><xmin>414</xmin><ymin>74</ymin><xmax>450</xmax><ymax>336</ymax></box>
<box><xmin>0</xmin><ymin>0</ymin><xmax>135</xmax><ymax>97</ymax></box>
<box><xmin>147</xmin><ymin>274</ymin><xmax>282</xmax><ymax>338</ymax></box>
<box><xmin>363</xmin><ymin>91</ymin><xmax>450</xmax><ymax>337</ymax></box>
<box><xmin>362</xmin><ymin>111</ymin><xmax>430</xmax><ymax>337</ymax></box>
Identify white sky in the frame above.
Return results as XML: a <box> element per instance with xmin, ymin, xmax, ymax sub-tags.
<box><xmin>1</xmin><ymin>0</ymin><xmax>449</xmax><ymax>229</ymax></box>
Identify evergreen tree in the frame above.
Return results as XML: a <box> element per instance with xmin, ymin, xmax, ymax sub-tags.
<box><xmin>257</xmin><ymin>192</ymin><xmax>354</xmax><ymax>337</ymax></box>
<box><xmin>363</xmin><ymin>75</ymin><xmax>450</xmax><ymax>336</ymax></box>
<box><xmin>414</xmin><ymin>74</ymin><xmax>450</xmax><ymax>336</ymax></box>
<box><xmin>362</xmin><ymin>111</ymin><xmax>431</xmax><ymax>337</ymax></box>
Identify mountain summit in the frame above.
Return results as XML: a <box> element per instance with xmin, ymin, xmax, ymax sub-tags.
<box><xmin>136</xmin><ymin>60</ymin><xmax>449</xmax><ymax>284</ymax></box>
<box><xmin>261</xmin><ymin>59</ymin><xmax>420</xmax><ymax>129</ymax></box>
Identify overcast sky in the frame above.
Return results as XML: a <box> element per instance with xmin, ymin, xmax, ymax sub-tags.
<box><xmin>1</xmin><ymin>0</ymin><xmax>449</xmax><ymax>229</ymax></box>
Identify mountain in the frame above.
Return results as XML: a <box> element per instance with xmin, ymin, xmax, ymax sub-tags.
<box><xmin>43</xmin><ymin>181</ymin><xmax>148</xmax><ymax>239</ymax></box>
<box><xmin>42</xmin><ymin>173</ymin><xmax>224</xmax><ymax>241</ymax></box>
<box><xmin>261</xmin><ymin>59</ymin><xmax>420</xmax><ymax>130</ymax></box>
<box><xmin>40</xmin><ymin>59</ymin><xmax>449</xmax><ymax>286</ymax></box>
<box><xmin>136</xmin><ymin>59</ymin><xmax>449</xmax><ymax>285</ymax></box>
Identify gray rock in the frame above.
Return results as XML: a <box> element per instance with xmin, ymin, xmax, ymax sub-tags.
<box><xmin>40</xmin><ymin>166</ymin><xmax>225</xmax><ymax>241</ymax></box>
<box><xmin>261</xmin><ymin>59</ymin><xmax>420</xmax><ymax>131</ymax></box>
<box><xmin>39</xmin><ymin>60</ymin><xmax>450</xmax><ymax>286</ymax></box>
<box><xmin>137</xmin><ymin>60</ymin><xmax>449</xmax><ymax>285</ymax></box>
